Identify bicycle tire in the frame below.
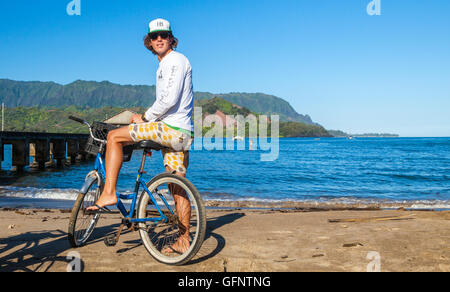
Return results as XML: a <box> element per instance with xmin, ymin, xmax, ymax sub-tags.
<box><xmin>68</xmin><ymin>171</ymin><xmax>103</xmax><ymax>248</ymax></box>
<box><xmin>137</xmin><ymin>173</ymin><xmax>206</xmax><ymax>265</ymax></box>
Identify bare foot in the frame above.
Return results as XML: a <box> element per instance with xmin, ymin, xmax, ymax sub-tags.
<box><xmin>162</xmin><ymin>236</ymin><xmax>190</xmax><ymax>254</ymax></box>
<box><xmin>86</xmin><ymin>191</ymin><xmax>117</xmax><ymax>211</ymax></box>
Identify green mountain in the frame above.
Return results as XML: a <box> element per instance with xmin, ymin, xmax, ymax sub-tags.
<box><xmin>194</xmin><ymin>91</ymin><xmax>314</xmax><ymax>124</ymax></box>
<box><xmin>0</xmin><ymin>79</ymin><xmax>155</xmax><ymax>108</ymax></box>
<box><xmin>195</xmin><ymin>97</ymin><xmax>253</xmax><ymax>117</ymax></box>
<box><xmin>196</xmin><ymin>98</ymin><xmax>330</xmax><ymax>137</ymax></box>
<box><xmin>0</xmin><ymin>79</ymin><xmax>314</xmax><ymax>124</ymax></box>
<box><xmin>2</xmin><ymin>104</ymin><xmax>331</xmax><ymax>138</ymax></box>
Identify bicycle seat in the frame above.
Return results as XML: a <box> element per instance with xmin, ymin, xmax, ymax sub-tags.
<box><xmin>138</xmin><ymin>140</ymin><xmax>168</xmax><ymax>151</ymax></box>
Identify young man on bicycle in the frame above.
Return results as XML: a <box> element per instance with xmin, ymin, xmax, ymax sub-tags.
<box><xmin>87</xmin><ymin>18</ymin><xmax>194</xmax><ymax>254</ymax></box>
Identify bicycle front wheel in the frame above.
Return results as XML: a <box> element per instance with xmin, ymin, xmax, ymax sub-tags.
<box><xmin>137</xmin><ymin>173</ymin><xmax>206</xmax><ymax>266</ymax></box>
<box><xmin>68</xmin><ymin>171</ymin><xmax>103</xmax><ymax>248</ymax></box>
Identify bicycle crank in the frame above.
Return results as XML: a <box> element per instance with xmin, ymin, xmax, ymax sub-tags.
<box><xmin>103</xmin><ymin>219</ymin><xmax>131</xmax><ymax>247</ymax></box>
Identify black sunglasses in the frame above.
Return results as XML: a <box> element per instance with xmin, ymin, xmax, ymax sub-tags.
<box><xmin>149</xmin><ymin>31</ymin><xmax>170</xmax><ymax>40</ymax></box>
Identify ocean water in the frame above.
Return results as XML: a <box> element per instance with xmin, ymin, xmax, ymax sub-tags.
<box><xmin>1</xmin><ymin>137</ymin><xmax>449</xmax><ymax>209</ymax></box>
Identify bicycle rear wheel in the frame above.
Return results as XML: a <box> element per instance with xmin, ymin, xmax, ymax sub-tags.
<box><xmin>68</xmin><ymin>171</ymin><xmax>103</xmax><ymax>247</ymax></box>
<box><xmin>137</xmin><ymin>173</ymin><xmax>206</xmax><ymax>265</ymax></box>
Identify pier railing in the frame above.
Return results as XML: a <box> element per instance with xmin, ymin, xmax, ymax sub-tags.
<box><xmin>0</xmin><ymin>131</ymin><xmax>90</xmax><ymax>171</ymax></box>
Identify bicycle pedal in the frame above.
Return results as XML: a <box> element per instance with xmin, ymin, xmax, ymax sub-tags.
<box><xmin>104</xmin><ymin>234</ymin><xmax>117</xmax><ymax>247</ymax></box>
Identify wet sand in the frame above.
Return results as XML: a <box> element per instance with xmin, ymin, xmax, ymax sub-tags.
<box><xmin>0</xmin><ymin>207</ymin><xmax>449</xmax><ymax>272</ymax></box>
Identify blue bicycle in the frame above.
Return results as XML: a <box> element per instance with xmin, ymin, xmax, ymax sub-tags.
<box><xmin>67</xmin><ymin>116</ymin><xmax>206</xmax><ymax>265</ymax></box>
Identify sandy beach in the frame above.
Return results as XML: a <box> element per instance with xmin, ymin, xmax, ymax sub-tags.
<box><xmin>0</xmin><ymin>206</ymin><xmax>449</xmax><ymax>272</ymax></box>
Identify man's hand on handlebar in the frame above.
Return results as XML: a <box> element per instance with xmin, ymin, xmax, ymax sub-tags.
<box><xmin>130</xmin><ymin>114</ymin><xmax>146</xmax><ymax>124</ymax></box>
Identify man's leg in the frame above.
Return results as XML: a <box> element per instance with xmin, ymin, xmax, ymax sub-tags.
<box><xmin>87</xmin><ymin>126</ymin><xmax>135</xmax><ymax>210</ymax></box>
<box><xmin>163</xmin><ymin>151</ymin><xmax>191</xmax><ymax>253</ymax></box>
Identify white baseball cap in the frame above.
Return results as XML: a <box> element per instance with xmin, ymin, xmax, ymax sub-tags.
<box><xmin>148</xmin><ymin>18</ymin><xmax>172</xmax><ymax>34</ymax></box>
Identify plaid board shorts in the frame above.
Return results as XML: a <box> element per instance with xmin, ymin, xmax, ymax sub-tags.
<box><xmin>128</xmin><ymin>122</ymin><xmax>193</xmax><ymax>174</ymax></box>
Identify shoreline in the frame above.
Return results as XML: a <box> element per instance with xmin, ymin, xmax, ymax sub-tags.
<box><xmin>0</xmin><ymin>195</ymin><xmax>449</xmax><ymax>212</ymax></box>
<box><xmin>204</xmin><ymin>199</ymin><xmax>450</xmax><ymax>211</ymax></box>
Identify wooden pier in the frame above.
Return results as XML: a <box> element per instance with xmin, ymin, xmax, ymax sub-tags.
<box><xmin>0</xmin><ymin>131</ymin><xmax>90</xmax><ymax>171</ymax></box>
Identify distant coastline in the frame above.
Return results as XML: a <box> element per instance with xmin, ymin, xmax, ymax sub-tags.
<box><xmin>327</xmin><ymin>129</ymin><xmax>399</xmax><ymax>138</ymax></box>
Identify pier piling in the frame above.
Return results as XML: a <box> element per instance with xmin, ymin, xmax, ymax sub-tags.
<box><xmin>11</xmin><ymin>140</ymin><xmax>29</xmax><ymax>172</ymax></box>
<box><xmin>67</xmin><ymin>139</ymin><xmax>79</xmax><ymax>164</ymax></box>
<box><xmin>51</xmin><ymin>139</ymin><xmax>66</xmax><ymax>168</ymax></box>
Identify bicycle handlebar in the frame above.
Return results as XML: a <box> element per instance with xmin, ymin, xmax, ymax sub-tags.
<box><xmin>68</xmin><ymin>115</ymin><xmax>106</xmax><ymax>144</ymax></box>
<box><xmin>69</xmin><ymin>115</ymin><xmax>86</xmax><ymax>124</ymax></box>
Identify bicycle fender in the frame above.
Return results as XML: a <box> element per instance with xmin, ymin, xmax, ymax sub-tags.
<box><xmin>79</xmin><ymin>171</ymin><xmax>100</xmax><ymax>194</ymax></box>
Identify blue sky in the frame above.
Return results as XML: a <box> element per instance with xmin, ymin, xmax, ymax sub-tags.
<box><xmin>0</xmin><ymin>0</ymin><xmax>449</xmax><ymax>137</ymax></box>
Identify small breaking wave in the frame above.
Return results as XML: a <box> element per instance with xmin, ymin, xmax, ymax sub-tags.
<box><xmin>0</xmin><ymin>186</ymin><xmax>79</xmax><ymax>201</ymax></box>
<box><xmin>1</xmin><ymin>187</ymin><xmax>449</xmax><ymax>210</ymax></box>
<box><xmin>201</xmin><ymin>191</ymin><xmax>450</xmax><ymax>210</ymax></box>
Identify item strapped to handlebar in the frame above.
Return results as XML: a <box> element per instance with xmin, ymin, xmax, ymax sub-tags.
<box><xmin>84</xmin><ymin>122</ymin><xmax>117</xmax><ymax>155</ymax></box>
<box><xmin>84</xmin><ymin>122</ymin><xmax>134</xmax><ymax>162</ymax></box>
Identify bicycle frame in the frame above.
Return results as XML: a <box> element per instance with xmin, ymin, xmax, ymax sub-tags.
<box><xmin>93</xmin><ymin>152</ymin><xmax>174</xmax><ymax>224</ymax></box>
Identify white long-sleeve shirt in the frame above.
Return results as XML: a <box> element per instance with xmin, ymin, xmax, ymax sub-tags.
<box><xmin>144</xmin><ymin>51</ymin><xmax>194</xmax><ymax>133</ymax></box>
